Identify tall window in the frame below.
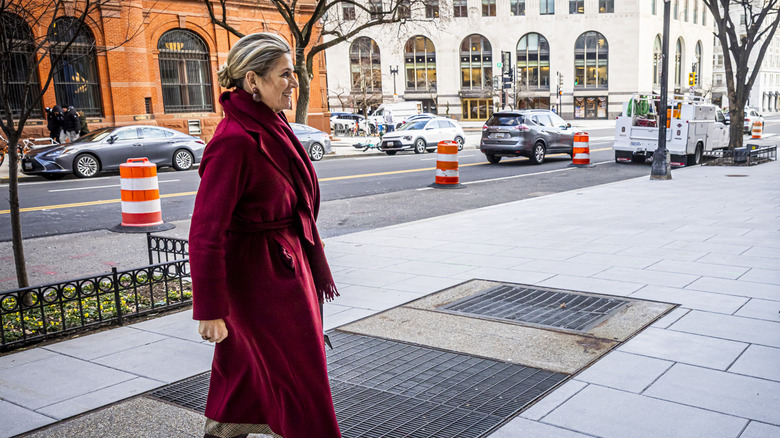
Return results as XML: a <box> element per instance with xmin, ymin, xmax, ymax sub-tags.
<box><xmin>460</xmin><ymin>34</ymin><xmax>492</xmax><ymax>89</ymax></box>
<box><xmin>516</xmin><ymin>33</ymin><xmax>550</xmax><ymax>90</ymax></box>
<box><xmin>652</xmin><ymin>0</ymin><xmax>657</xmax><ymax>15</ymax></box>
<box><xmin>702</xmin><ymin>5</ymin><xmax>707</xmax><ymax>25</ymax></box>
<box><xmin>1</xmin><ymin>13</ymin><xmax>41</xmax><ymax>119</ymax></box>
<box><xmin>454</xmin><ymin>0</ymin><xmax>468</xmax><ymax>17</ymax></box>
<box><xmin>653</xmin><ymin>35</ymin><xmax>662</xmax><ymax>87</ymax></box>
<box><xmin>350</xmin><ymin>37</ymin><xmax>382</xmax><ymax>92</ymax></box>
<box><xmin>694</xmin><ymin>41</ymin><xmax>702</xmax><ymax>87</ymax></box>
<box><xmin>674</xmin><ymin>37</ymin><xmax>684</xmax><ymax>88</ymax></box>
<box><xmin>482</xmin><ymin>0</ymin><xmax>496</xmax><ymax>16</ymax></box>
<box><xmin>540</xmin><ymin>0</ymin><xmax>555</xmax><ymax>14</ymax></box>
<box><xmin>425</xmin><ymin>0</ymin><xmax>440</xmax><ymax>18</ymax></box>
<box><xmin>49</xmin><ymin>17</ymin><xmax>102</xmax><ymax>116</ymax></box>
<box><xmin>683</xmin><ymin>0</ymin><xmax>688</xmax><ymax>21</ymax></box>
<box><xmin>158</xmin><ymin>30</ymin><xmax>213</xmax><ymax>113</ymax></box>
<box><xmin>569</xmin><ymin>0</ymin><xmax>584</xmax><ymax>14</ymax></box>
<box><xmin>343</xmin><ymin>4</ymin><xmax>355</xmax><ymax>20</ymax></box>
<box><xmin>673</xmin><ymin>0</ymin><xmax>679</xmax><ymax>19</ymax></box>
<box><xmin>511</xmin><ymin>0</ymin><xmax>525</xmax><ymax>15</ymax></box>
<box><xmin>574</xmin><ymin>31</ymin><xmax>608</xmax><ymax>88</ymax></box>
<box><xmin>370</xmin><ymin>0</ymin><xmax>383</xmax><ymax>20</ymax></box>
<box><xmin>405</xmin><ymin>36</ymin><xmax>436</xmax><ymax>91</ymax></box>
<box><xmin>599</xmin><ymin>0</ymin><xmax>614</xmax><ymax>13</ymax></box>
<box><xmin>693</xmin><ymin>0</ymin><xmax>698</xmax><ymax>24</ymax></box>
<box><xmin>399</xmin><ymin>0</ymin><xmax>411</xmax><ymax>19</ymax></box>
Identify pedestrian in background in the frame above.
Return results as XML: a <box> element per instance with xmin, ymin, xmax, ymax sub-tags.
<box><xmin>46</xmin><ymin>106</ymin><xmax>63</xmax><ymax>143</ymax></box>
<box><xmin>385</xmin><ymin>109</ymin><xmax>395</xmax><ymax>132</ymax></box>
<box><xmin>60</xmin><ymin>106</ymin><xmax>80</xmax><ymax>143</ymax></box>
<box><xmin>190</xmin><ymin>32</ymin><xmax>341</xmax><ymax>438</ymax></box>
<box><xmin>77</xmin><ymin>110</ymin><xmax>89</xmax><ymax>136</ymax></box>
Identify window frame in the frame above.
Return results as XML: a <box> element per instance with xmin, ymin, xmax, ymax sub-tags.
<box><xmin>569</xmin><ymin>0</ymin><xmax>584</xmax><ymax>14</ymax></box>
<box><xmin>540</xmin><ymin>0</ymin><xmax>555</xmax><ymax>15</ymax></box>
<box><xmin>350</xmin><ymin>37</ymin><xmax>383</xmax><ymax>93</ymax></box>
<box><xmin>573</xmin><ymin>31</ymin><xmax>609</xmax><ymax>89</ymax></box>
<box><xmin>454</xmin><ymin>0</ymin><xmax>468</xmax><ymax>17</ymax></box>
<box><xmin>516</xmin><ymin>32</ymin><xmax>551</xmax><ymax>90</ymax></box>
<box><xmin>404</xmin><ymin>36</ymin><xmax>437</xmax><ymax>92</ymax></box>
<box><xmin>48</xmin><ymin>17</ymin><xmax>103</xmax><ymax>117</ymax></box>
<box><xmin>482</xmin><ymin>0</ymin><xmax>497</xmax><ymax>17</ymax></box>
<box><xmin>157</xmin><ymin>29</ymin><xmax>215</xmax><ymax>114</ymax></box>
<box><xmin>460</xmin><ymin>34</ymin><xmax>493</xmax><ymax>90</ymax></box>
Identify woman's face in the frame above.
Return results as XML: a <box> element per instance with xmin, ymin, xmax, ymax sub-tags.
<box><xmin>256</xmin><ymin>54</ymin><xmax>298</xmax><ymax>113</ymax></box>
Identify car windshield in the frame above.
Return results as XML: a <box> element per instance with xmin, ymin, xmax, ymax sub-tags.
<box><xmin>73</xmin><ymin>127</ymin><xmax>114</xmax><ymax>143</ymax></box>
<box><xmin>399</xmin><ymin>120</ymin><xmax>428</xmax><ymax>131</ymax></box>
<box><xmin>486</xmin><ymin>115</ymin><xmax>524</xmax><ymax>126</ymax></box>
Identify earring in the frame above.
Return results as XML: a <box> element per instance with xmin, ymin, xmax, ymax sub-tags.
<box><xmin>252</xmin><ymin>88</ymin><xmax>261</xmax><ymax>102</ymax></box>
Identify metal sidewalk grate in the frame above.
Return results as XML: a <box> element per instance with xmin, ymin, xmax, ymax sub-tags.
<box><xmin>440</xmin><ymin>285</ymin><xmax>629</xmax><ymax>332</ymax></box>
<box><xmin>150</xmin><ymin>332</ymin><xmax>567</xmax><ymax>437</ymax></box>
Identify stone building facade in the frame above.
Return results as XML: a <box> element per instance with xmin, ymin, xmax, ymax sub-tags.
<box><xmin>323</xmin><ymin>0</ymin><xmax>715</xmax><ymax>120</ymax></box>
<box><xmin>5</xmin><ymin>0</ymin><xmax>329</xmax><ymax>141</ymax></box>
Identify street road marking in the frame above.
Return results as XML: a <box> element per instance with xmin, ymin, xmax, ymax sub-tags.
<box><xmin>0</xmin><ymin>191</ymin><xmax>197</xmax><ymax>215</ymax></box>
<box><xmin>48</xmin><ymin>180</ymin><xmax>180</xmax><ymax>193</ymax></box>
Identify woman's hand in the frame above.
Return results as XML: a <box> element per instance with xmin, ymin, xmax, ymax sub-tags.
<box><xmin>198</xmin><ymin>319</ymin><xmax>228</xmax><ymax>343</ymax></box>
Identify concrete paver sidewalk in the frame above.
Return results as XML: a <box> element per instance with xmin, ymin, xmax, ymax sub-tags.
<box><xmin>2</xmin><ymin>136</ymin><xmax>780</xmax><ymax>436</ymax></box>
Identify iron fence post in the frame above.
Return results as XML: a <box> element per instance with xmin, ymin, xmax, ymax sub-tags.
<box><xmin>112</xmin><ymin>267</ymin><xmax>124</xmax><ymax>325</ymax></box>
<box><xmin>147</xmin><ymin>232</ymin><xmax>154</xmax><ymax>265</ymax></box>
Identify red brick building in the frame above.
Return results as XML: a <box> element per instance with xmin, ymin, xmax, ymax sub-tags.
<box><xmin>8</xmin><ymin>0</ymin><xmax>329</xmax><ymax>141</ymax></box>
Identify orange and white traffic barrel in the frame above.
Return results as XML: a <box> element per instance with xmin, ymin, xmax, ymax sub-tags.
<box><xmin>569</xmin><ymin>132</ymin><xmax>594</xmax><ymax>168</ymax></box>
<box><xmin>431</xmin><ymin>140</ymin><xmax>464</xmax><ymax>188</ymax></box>
<box><xmin>111</xmin><ymin>157</ymin><xmax>174</xmax><ymax>233</ymax></box>
<box><xmin>751</xmin><ymin>120</ymin><xmax>763</xmax><ymax>139</ymax></box>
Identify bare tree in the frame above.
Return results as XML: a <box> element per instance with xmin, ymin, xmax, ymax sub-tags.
<box><xmin>703</xmin><ymin>0</ymin><xmax>780</xmax><ymax>149</ymax></box>
<box><xmin>204</xmin><ymin>0</ymin><xmax>432</xmax><ymax>125</ymax></box>
<box><xmin>0</xmin><ymin>0</ymin><xmax>145</xmax><ymax>291</ymax></box>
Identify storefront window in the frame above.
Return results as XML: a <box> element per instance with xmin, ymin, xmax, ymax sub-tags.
<box><xmin>461</xmin><ymin>98</ymin><xmax>493</xmax><ymax>120</ymax></box>
<box><xmin>574</xmin><ymin>96</ymin><xmax>607</xmax><ymax>119</ymax></box>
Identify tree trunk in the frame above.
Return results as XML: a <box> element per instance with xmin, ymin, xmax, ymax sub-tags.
<box><xmin>6</xmin><ymin>134</ymin><xmax>29</xmax><ymax>290</ymax></box>
<box><xmin>295</xmin><ymin>65</ymin><xmax>312</xmax><ymax>125</ymax></box>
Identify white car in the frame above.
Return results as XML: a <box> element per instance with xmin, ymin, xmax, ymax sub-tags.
<box><xmin>743</xmin><ymin>107</ymin><xmax>764</xmax><ymax>134</ymax></box>
<box><xmin>379</xmin><ymin>117</ymin><xmax>465</xmax><ymax>155</ymax></box>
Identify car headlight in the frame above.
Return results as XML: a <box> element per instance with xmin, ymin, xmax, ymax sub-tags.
<box><xmin>403</xmin><ymin>136</ymin><xmax>412</xmax><ymax>141</ymax></box>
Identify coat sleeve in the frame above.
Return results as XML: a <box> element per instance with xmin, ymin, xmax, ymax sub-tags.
<box><xmin>189</xmin><ymin>127</ymin><xmax>250</xmax><ymax>321</ymax></box>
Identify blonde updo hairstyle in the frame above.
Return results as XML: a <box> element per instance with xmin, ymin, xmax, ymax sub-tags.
<box><xmin>217</xmin><ymin>33</ymin><xmax>291</xmax><ymax>90</ymax></box>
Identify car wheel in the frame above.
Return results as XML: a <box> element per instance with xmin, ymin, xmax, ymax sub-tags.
<box><xmin>172</xmin><ymin>149</ymin><xmax>194</xmax><ymax>171</ymax></box>
<box><xmin>309</xmin><ymin>142</ymin><xmax>324</xmax><ymax>161</ymax></box>
<box><xmin>42</xmin><ymin>174</ymin><xmax>65</xmax><ymax>181</ymax></box>
<box><xmin>385</xmin><ymin>151</ymin><xmax>397</xmax><ymax>156</ymax></box>
<box><xmin>455</xmin><ymin>136</ymin><xmax>464</xmax><ymax>151</ymax></box>
<box><xmin>486</xmin><ymin>153</ymin><xmax>501</xmax><ymax>164</ymax></box>
<box><xmin>414</xmin><ymin>138</ymin><xmax>426</xmax><ymax>154</ymax></box>
<box><xmin>530</xmin><ymin>142</ymin><xmax>546</xmax><ymax>165</ymax></box>
<box><xmin>73</xmin><ymin>153</ymin><xmax>100</xmax><ymax>178</ymax></box>
<box><xmin>687</xmin><ymin>143</ymin><xmax>703</xmax><ymax>166</ymax></box>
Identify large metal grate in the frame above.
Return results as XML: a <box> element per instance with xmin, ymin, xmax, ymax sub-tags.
<box><xmin>150</xmin><ymin>332</ymin><xmax>567</xmax><ymax>437</ymax></box>
<box><xmin>441</xmin><ymin>285</ymin><xmax>629</xmax><ymax>332</ymax></box>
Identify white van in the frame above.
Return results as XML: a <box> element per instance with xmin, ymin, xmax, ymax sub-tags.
<box><xmin>613</xmin><ymin>93</ymin><xmax>730</xmax><ymax>166</ymax></box>
<box><xmin>367</xmin><ymin>101</ymin><xmax>423</xmax><ymax>130</ymax></box>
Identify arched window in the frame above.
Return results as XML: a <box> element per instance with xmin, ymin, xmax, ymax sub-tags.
<box><xmin>48</xmin><ymin>17</ymin><xmax>102</xmax><ymax>116</ymax></box>
<box><xmin>350</xmin><ymin>37</ymin><xmax>382</xmax><ymax>92</ymax></box>
<box><xmin>158</xmin><ymin>30</ymin><xmax>213</xmax><ymax>113</ymax></box>
<box><xmin>1</xmin><ymin>13</ymin><xmax>41</xmax><ymax>118</ymax></box>
<box><xmin>653</xmin><ymin>35</ymin><xmax>662</xmax><ymax>87</ymax></box>
<box><xmin>404</xmin><ymin>36</ymin><xmax>436</xmax><ymax>91</ymax></box>
<box><xmin>516</xmin><ymin>33</ymin><xmax>550</xmax><ymax>90</ymax></box>
<box><xmin>574</xmin><ymin>31</ymin><xmax>608</xmax><ymax>88</ymax></box>
<box><xmin>460</xmin><ymin>34</ymin><xmax>492</xmax><ymax>89</ymax></box>
<box><xmin>675</xmin><ymin>37</ymin><xmax>684</xmax><ymax>88</ymax></box>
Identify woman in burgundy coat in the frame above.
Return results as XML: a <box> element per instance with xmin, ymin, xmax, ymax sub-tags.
<box><xmin>189</xmin><ymin>33</ymin><xmax>341</xmax><ymax>438</ymax></box>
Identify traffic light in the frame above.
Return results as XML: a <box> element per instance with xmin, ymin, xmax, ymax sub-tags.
<box><xmin>688</xmin><ymin>72</ymin><xmax>697</xmax><ymax>86</ymax></box>
<box><xmin>558</xmin><ymin>73</ymin><xmax>563</xmax><ymax>87</ymax></box>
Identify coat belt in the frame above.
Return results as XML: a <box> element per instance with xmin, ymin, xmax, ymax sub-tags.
<box><xmin>227</xmin><ymin>212</ymin><xmax>316</xmax><ymax>247</ymax></box>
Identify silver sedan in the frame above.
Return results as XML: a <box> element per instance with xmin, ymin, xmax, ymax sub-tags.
<box><xmin>21</xmin><ymin>125</ymin><xmax>205</xmax><ymax>179</ymax></box>
<box><xmin>291</xmin><ymin>123</ymin><xmax>332</xmax><ymax>161</ymax></box>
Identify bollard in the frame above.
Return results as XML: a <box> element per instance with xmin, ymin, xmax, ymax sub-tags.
<box><xmin>569</xmin><ymin>132</ymin><xmax>594</xmax><ymax>168</ymax></box>
<box><xmin>110</xmin><ymin>157</ymin><xmax>174</xmax><ymax>233</ymax></box>
<box><xmin>751</xmin><ymin>120</ymin><xmax>763</xmax><ymax>139</ymax></box>
<box><xmin>430</xmin><ymin>140</ymin><xmax>464</xmax><ymax>189</ymax></box>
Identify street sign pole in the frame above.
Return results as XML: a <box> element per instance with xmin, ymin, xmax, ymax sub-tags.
<box><xmin>651</xmin><ymin>0</ymin><xmax>672</xmax><ymax>180</ymax></box>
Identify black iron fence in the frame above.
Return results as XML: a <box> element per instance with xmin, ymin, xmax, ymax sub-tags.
<box><xmin>705</xmin><ymin>145</ymin><xmax>777</xmax><ymax>165</ymax></box>
<box><xmin>1</xmin><ymin>234</ymin><xmax>191</xmax><ymax>352</ymax></box>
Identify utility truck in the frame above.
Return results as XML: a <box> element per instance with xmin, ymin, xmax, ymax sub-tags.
<box><xmin>613</xmin><ymin>93</ymin><xmax>730</xmax><ymax>166</ymax></box>
<box><xmin>367</xmin><ymin>101</ymin><xmax>423</xmax><ymax>131</ymax></box>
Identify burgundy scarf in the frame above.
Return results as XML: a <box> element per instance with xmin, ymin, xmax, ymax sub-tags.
<box><xmin>220</xmin><ymin>89</ymin><xmax>338</xmax><ymax>302</ymax></box>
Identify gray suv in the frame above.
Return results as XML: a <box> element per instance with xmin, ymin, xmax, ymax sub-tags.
<box><xmin>480</xmin><ymin>110</ymin><xmax>575</xmax><ymax>164</ymax></box>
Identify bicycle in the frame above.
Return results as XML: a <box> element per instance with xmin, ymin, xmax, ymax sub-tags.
<box><xmin>0</xmin><ymin>134</ymin><xmax>54</xmax><ymax>167</ymax></box>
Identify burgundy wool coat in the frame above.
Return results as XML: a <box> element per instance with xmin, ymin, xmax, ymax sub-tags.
<box><xmin>189</xmin><ymin>89</ymin><xmax>341</xmax><ymax>438</ymax></box>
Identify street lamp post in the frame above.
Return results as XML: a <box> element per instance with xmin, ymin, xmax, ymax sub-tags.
<box><xmin>651</xmin><ymin>0</ymin><xmax>672</xmax><ymax>180</ymax></box>
<box><xmin>389</xmin><ymin>65</ymin><xmax>399</xmax><ymax>98</ymax></box>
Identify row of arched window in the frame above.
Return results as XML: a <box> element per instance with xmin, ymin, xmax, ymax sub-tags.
<box><xmin>3</xmin><ymin>13</ymin><xmax>214</xmax><ymax>118</ymax></box>
<box><xmin>653</xmin><ymin>36</ymin><xmax>703</xmax><ymax>89</ymax></box>
<box><xmin>350</xmin><ymin>32</ymin><xmax>610</xmax><ymax>93</ymax></box>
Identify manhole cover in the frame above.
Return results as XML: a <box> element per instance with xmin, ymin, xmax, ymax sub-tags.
<box><xmin>440</xmin><ymin>285</ymin><xmax>629</xmax><ymax>332</ymax></box>
<box><xmin>150</xmin><ymin>332</ymin><xmax>567</xmax><ymax>437</ymax></box>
